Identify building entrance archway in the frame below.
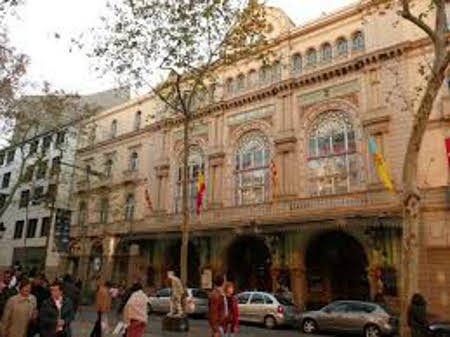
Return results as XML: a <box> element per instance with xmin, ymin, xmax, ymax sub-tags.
<box><xmin>226</xmin><ymin>235</ymin><xmax>272</xmax><ymax>292</ymax></box>
<box><xmin>164</xmin><ymin>240</ymin><xmax>200</xmax><ymax>287</ymax></box>
<box><xmin>305</xmin><ymin>231</ymin><xmax>369</xmax><ymax>308</ymax></box>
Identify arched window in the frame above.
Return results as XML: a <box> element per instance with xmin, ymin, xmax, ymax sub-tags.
<box><xmin>78</xmin><ymin>201</ymin><xmax>87</xmax><ymax>226</ymax></box>
<box><xmin>248</xmin><ymin>70</ymin><xmax>257</xmax><ymax>88</ymax></box>
<box><xmin>99</xmin><ymin>197</ymin><xmax>109</xmax><ymax>224</ymax></box>
<box><xmin>236</xmin><ymin>74</ymin><xmax>246</xmax><ymax>92</ymax></box>
<box><xmin>352</xmin><ymin>31</ymin><xmax>364</xmax><ymax>51</ymax></box>
<box><xmin>124</xmin><ymin>194</ymin><xmax>135</xmax><ymax>221</ymax></box>
<box><xmin>336</xmin><ymin>37</ymin><xmax>348</xmax><ymax>57</ymax></box>
<box><xmin>307</xmin><ymin>111</ymin><xmax>359</xmax><ymax>196</ymax></box>
<box><xmin>226</xmin><ymin>78</ymin><xmax>235</xmax><ymax>95</ymax></box>
<box><xmin>134</xmin><ymin>110</ymin><xmax>141</xmax><ymax>131</ymax></box>
<box><xmin>321</xmin><ymin>43</ymin><xmax>333</xmax><ymax>63</ymax></box>
<box><xmin>271</xmin><ymin>61</ymin><xmax>282</xmax><ymax>82</ymax></box>
<box><xmin>259</xmin><ymin>65</ymin><xmax>270</xmax><ymax>85</ymax></box>
<box><xmin>175</xmin><ymin>147</ymin><xmax>205</xmax><ymax>213</ymax></box>
<box><xmin>129</xmin><ymin>151</ymin><xmax>139</xmax><ymax>171</ymax></box>
<box><xmin>306</xmin><ymin>48</ymin><xmax>317</xmax><ymax>68</ymax></box>
<box><xmin>104</xmin><ymin>158</ymin><xmax>113</xmax><ymax>177</ymax></box>
<box><xmin>291</xmin><ymin>54</ymin><xmax>302</xmax><ymax>73</ymax></box>
<box><xmin>235</xmin><ymin>131</ymin><xmax>270</xmax><ymax>205</ymax></box>
<box><xmin>111</xmin><ymin>119</ymin><xmax>117</xmax><ymax>138</ymax></box>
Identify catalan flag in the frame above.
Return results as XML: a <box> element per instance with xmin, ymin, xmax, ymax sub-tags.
<box><xmin>368</xmin><ymin>137</ymin><xmax>394</xmax><ymax>193</ymax></box>
<box><xmin>196</xmin><ymin>171</ymin><xmax>206</xmax><ymax>215</ymax></box>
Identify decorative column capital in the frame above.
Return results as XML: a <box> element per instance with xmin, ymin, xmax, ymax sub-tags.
<box><xmin>208</xmin><ymin>150</ymin><xmax>226</xmax><ymax>167</ymax></box>
<box><xmin>274</xmin><ymin>135</ymin><xmax>297</xmax><ymax>154</ymax></box>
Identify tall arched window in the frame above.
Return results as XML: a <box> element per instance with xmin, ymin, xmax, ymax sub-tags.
<box><xmin>259</xmin><ymin>65</ymin><xmax>270</xmax><ymax>85</ymax></box>
<box><xmin>235</xmin><ymin>131</ymin><xmax>270</xmax><ymax>205</ymax></box>
<box><xmin>236</xmin><ymin>74</ymin><xmax>246</xmax><ymax>92</ymax></box>
<box><xmin>307</xmin><ymin>111</ymin><xmax>359</xmax><ymax>196</ymax></box>
<box><xmin>352</xmin><ymin>31</ymin><xmax>364</xmax><ymax>51</ymax></box>
<box><xmin>247</xmin><ymin>70</ymin><xmax>257</xmax><ymax>88</ymax></box>
<box><xmin>321</xmin><ymin>43</ymin><xmax>333</xmax><ymax>63</ymax></box>
<box><xmin>306</xmin><ymin>48</ymin><xmax>317</xmax><ymax>68</ymax></box>
<box><xmin>271</xmin><ymin>61</ymin><xmax>282</xmax><ymax>82</ymax></box>
<box><xmin>226</xmin><ymin>78</ymin><xmax>235</xmax><ymax>95</ymax></box>
<box><xmin>336</xmin><ymin>37</ymin><xmax>348</xmax><ymax>57</ymax></box>
<box><xmin>124</xmin><ymin>194</ymin><xmax>135</xmax><ymax>221</ymax></box>
<box><xmin>78</xmin><ymin>201</ymin><xmax>87</xmax><ymax>226</ymax></box>
<box><xmin>134</xmin><ymin>110</ymin><xmax>142</xmax><ymax>130</ymax></box>
<box><xmin>99</xmin><ymin>197</ymin><xmax>109</xmax><ymax>224</ymax></box>
<box><xmin>291</xmin><ymin>54</ymin><xmax>302</xmax><ymax>74</ymax></box>
<box><xmin>111</xmin><ymin>119</ymin><xmax>117</xmax><ymax>138</ymax></box>
<box><xmin>175</xmin><ymin>147</ymin><xmax>205</xmax><ymax>213</ymax></box>
<box><xmin>129</xmin><ymin>151</ymin><xmax>139</xmax><ymax>171</ymax></box>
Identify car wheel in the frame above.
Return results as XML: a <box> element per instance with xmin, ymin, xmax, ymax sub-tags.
<box><xmin>264</xmin><ymin>315</ymin><xmax>277</xmax><ymax>329</ymax></box>
<box><xmin>302</xmin><ymin>318</ymin><xmax>318</xmax><ymax>334</ymax></box>
<box><xmin>364</xmin><ymin>324</ymin><xmax>381</xmax><ymax>337</ymax></box>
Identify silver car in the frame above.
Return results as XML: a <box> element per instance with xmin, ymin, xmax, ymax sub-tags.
<box><xmin>298</xmin><ymin>300</ymin><xmax>398</xmax><ymax>337</ymax></box>
<box><xmin>236</xmin><ymin>291</ymin><xmax>298</xmax><ymax>329</ymax></box>
<box><xmin>148</xmin><ymin>288</ymin><xmax>209</xmax><ymax>315</ymax></box>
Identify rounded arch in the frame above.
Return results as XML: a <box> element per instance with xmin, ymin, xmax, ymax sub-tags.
<box><xmin>336</xmin><ymin>36</ymin><xmax>349</xmax><ymax>56</ymax></box>
<box><xmin>225</xmin><ymin>235</ymin><xmax>272</xmax><ymax>292</ymax></box>
<box><xmin>229</xmin><ymin>119</ymin><xmax>274</xmax><ymax>150</ymax></box>
<box><xmin>351</xmin><ymin>30</ymin><xmax>365</xmax><ymax>50</ymax></box>
<box><xmin>305</xmin><ymin>230</ymin><xmax>370</xmax><ymax>308</ymax></box>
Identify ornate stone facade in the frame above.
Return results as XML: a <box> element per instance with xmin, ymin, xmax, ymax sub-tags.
<box><xmin>68</xmin><ymin>2</ymin><xmax>450</xmax><ymax>315</ymax></box>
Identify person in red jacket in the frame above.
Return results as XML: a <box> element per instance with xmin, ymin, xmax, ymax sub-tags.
<box><xmin>208</xmin><ymin>275</ymin><xmax>226</xmax><ymax>337</ymax></box>
<box><xmin>224</xmin><ymin>282</ymin><xmax>239</xmax><ymax>337</ymax></box>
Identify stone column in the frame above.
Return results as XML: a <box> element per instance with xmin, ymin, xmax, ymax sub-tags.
<box><xmin>155</xmin><ymin>163</ymin><xmax>170</xmax><ymax>213</ymax></box>
<box><xmin>102</xmin><ymin>237</ymin><xmax>116</xmax><ymax>282</ymax></box>
<box><xmin>208</xmin><ymin>151</ymin><xmax>225</xmax><ymax>208</ymax></box>
<box><xmin>127</xmin><ymin>243</ymin><xmax>140</xmax><ymax>285</ymax></box>
<box><xmin>274</xmin><ymin>135</ymin><xmax>297</xmax><ymax>199</ymax></box>
<box><xmin>290</xmin><ymin>250</ymin><xmax>307</xmax><ymax>309</ymax></box>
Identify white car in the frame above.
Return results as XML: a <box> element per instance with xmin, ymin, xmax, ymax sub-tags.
<box><xmin>236</xmin><ymin>291</ymin><xmax>298</xmax><ymax>329</ymax></box>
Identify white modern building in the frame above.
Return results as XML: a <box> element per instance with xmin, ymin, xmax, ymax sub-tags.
<box><xmin>0</xmin><ymin>88</ymin><xmax>129</xmax><ymax>278</ymax></box>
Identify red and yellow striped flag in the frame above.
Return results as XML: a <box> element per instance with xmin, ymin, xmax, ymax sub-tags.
<box><xmin>270</xmin><ymin>159</ymin><xmax>278</xmax><ymax>204</ymax></box>
<box><xmin>196</xmin><ymin>171</ymin><xmax>206</xmax><ymax>215</ymax></box>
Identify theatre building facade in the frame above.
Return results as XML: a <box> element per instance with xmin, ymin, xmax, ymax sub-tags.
<box><xmin>68</xmin><ymin>2</ymin><xmax>450</xmax><ymax>314</ymax></box>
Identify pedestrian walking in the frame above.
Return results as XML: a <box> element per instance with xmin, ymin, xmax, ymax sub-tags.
<box><xmin>39</xmin><ymin>280</ymin><xmax>75</xmax><ymax>337</ymax></box>
<box><xmin>31</xmin><ymin>274</ymin><xmax>50</xmax><ymax>310</ymax></box>
<box><xmin>62</xmin><ymin>275</ymin><xmax>80</xmax><ymax>315</ymax></box>
<box><xmin>408</xmin><ymin>293</ymin><xmax>429</xmax><ymax>337</ymax></box>
<box><xmin>1</xmin><ymin>279</ymin><xmax>37</xmax><ymax>337</ymax></box>
<box><xmin>123</xmin><ymin>283</ymin><xmax>150</xmax><ymax>337</ymax></box>
<box><xmin>223</xmin><ymin>282</ymin><xmax>239</xmax><ymax>337</ymax></box>
<box><xmin>0</xmin><ymin>271</ymin><xmax>18</xmax><ymax>334</ymax></box>
<box><xmin>208</xmin><ymin>275</ymin><xmax>226</xmax><ymax>337</ymax></box>
<box><xmin>90</xmin><ymin>278</ymin><xmax>111</xmax><ymax>337</ymax></box>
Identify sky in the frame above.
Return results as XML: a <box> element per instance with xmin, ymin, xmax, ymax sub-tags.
<box><xmin>7</xmin><ymin>0</ymin><xmax>357</xmax><ymax>95</ymax></box>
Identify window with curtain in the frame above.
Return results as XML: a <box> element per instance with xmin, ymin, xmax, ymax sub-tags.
<box><xmin>175</xmin><ymin>147</ymin><xmax>205</xmax><ymax>213</ymax></box>
<box><xmin>234</xmin><ymin>131</ymin><xmax>270</xmax><ymax>205</ymax></box>
<box><xmin>306</xmin><ymin>48</ymin><xmax>317</xmax><ymax>68</ymax></box>
<box><xmin>336</xmin><ymin>37</ymin><xmax>348</xmax><ymax>57</ymax></box>
<box><xmin>292</xmin><ymin>54</ymin><xmax>302</xmax><ymax>73</ymax></box>
<box><xmin>321</xmin><ymin>43</ymin><xmax>333</xmax><ymax>63</ymax></box>
<box><xmin>134</xmin><ymin>110</ymin><xmax>142</xmax><ymax>130</ymax></box>
<box><xmin>307</xmin><ymin>111</ymin><xmax>360</xmax><ymax>196</ymax></box>
<box><xmin>99</xmin><ymin>197</ymin><xmax>109</xmax><ymax>224</ymax></box>
<box><xmin>352</xmin><ymin>31</ymin><xmax>364</xmax><ymax>51</ymax></box>
<box><xmin>124</xmin><ymin>194</ymin><xmax>135</xmax><ymax>221</ymax></box>
<box><xmin>129</xmin><ymin>151</ymin><xmax>139</xmax><ymax>171</ymax></box>
<box><xmin>111</xmin><ymin>119</ymin><xmax>118</xmax><ymax>138</ymax></box>
<box><xmin>78</xmin><ymin>201</ymin><xmax>87</xmax><ymax>226</ymax></box>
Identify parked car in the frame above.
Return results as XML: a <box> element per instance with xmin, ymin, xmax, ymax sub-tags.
<box><xmin>236</xmin><ymin>291</ymin><xmax>298</xmax><ymax>329</ymax></box>
<box><xmin>148</xmin><ymin>288</ymin><xmax>209</xmax><ymax>316</ymax></box>
<box><xmin>298</xmin><ymin>300</ymin><xmax>398</xmax><ymax>337</ymax></box>
<box><xmin>428</xmin><ymin>322</ymin><xmax>450</xmax><ymax>337</ymax></box>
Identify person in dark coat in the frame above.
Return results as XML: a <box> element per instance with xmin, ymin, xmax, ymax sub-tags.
<box><xmin>0</xmin><ymin>271</ymin><xmax>18</xmax><ymax>318</ymax></box>
<box><xmin>39</xmin><ymin>281</ymin><xmax>75</xmax><ymax>337</ymax></box>
<box><xmin>408</xmin><ymin>293</ymin><xmax>429</xmax><ymax>337</ymax></box>
<box><xmin>62</xmin><ymin>275</ymin><xmax>80</xmax><ymax>314</ymax></box>
<box><xmin>31</xmin><ymin>274</ymin><xmax>50</xmax><ymax>310</ymax></box>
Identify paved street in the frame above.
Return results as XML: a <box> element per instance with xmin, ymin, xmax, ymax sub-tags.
<box><xmin>71</xmin><ymin>307</ymin><xmax>321</xmax><ymax>337</ymax></box>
